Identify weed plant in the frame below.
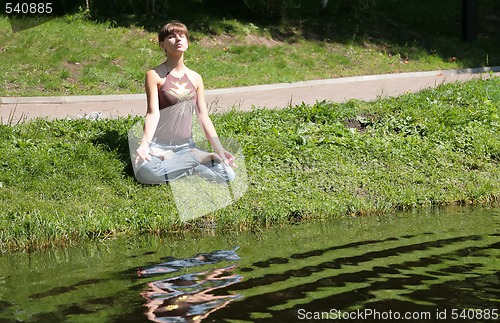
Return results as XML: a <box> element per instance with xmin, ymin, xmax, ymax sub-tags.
<box><xmin>1</xmin><ymin>77</ymin><xmax>499</xmax><ymax>252</ymax></box>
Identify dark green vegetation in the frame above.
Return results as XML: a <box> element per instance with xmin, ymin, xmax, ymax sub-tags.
<box><xmin>1</xmin><ymin>0</ymin><xmax>499</xmax><ymax>96</ymax></box>
<box><xmin>1</xmin><ymin>77</ymin><xmax>499</xmax><ymax>252</ymax></box>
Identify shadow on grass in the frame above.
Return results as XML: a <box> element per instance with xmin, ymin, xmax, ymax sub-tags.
<box><xmin>89</xmin><ymin>0</ymin><xmax>500</xmax><ymax>69</ymax></box>
<box><xmin>90</xmin><ymin>124</ymin><xmax>136</xmax><ymax>178</ymax></box>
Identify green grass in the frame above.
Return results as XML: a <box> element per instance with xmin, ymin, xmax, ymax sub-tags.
<box><xmin>0</xmin><ymin>0</ymin><xmax>499</xmax><ymax>96</ymax></box>
<box><xmin>1</xmin><ymin>77</ymin><xmax>499</xmax><ymax>252</ymax></box>
<box><xmin>0</xmin><ymin>1</ymin><xmax>499</xmax><ymax>252</ymax></box>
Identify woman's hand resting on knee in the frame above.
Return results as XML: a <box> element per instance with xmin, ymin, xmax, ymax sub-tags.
<box><xmin>135</xmin><ymin>145</ymin><xmax>151</xmax><ymax>165</ymax></box>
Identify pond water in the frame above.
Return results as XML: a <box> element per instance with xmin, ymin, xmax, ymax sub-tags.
<box><xmin>1</xmin><ymin>206</ymin><xmax>499</xmax><ymax>322</ymax></box>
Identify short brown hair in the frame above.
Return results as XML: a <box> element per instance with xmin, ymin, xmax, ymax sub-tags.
<box><xmin>158</xmin><ymin>21</ymin><xmax>189</xmax><ymax>43</ymax></box>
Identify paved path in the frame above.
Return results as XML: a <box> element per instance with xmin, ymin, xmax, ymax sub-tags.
<box><xmin>1</xmin><ymin>67</ymin><xmax>498</xmax><ymax>123</ymax></box>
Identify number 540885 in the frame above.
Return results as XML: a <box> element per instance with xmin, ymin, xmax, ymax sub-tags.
<box><xmin>5</xmin><ymin>3</ymin><xmax>53</xmax><ymax>14</ymax></box>
<box><xmin>451</xmin><ymin>309</ymin><xmax>498</xmax><ymax>320</ymax></box>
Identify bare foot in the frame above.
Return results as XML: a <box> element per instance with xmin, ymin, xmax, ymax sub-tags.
<box><xmin>191</xmin><ymin>148</ymin><xmax>222</xmax><ymax>164</ymax></box>
<box><xmin>150</xmin><ymin>148</ymin><xmax>174</xmax><ymax>160</ymax></box>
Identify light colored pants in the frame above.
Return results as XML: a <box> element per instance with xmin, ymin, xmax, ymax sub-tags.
<box><xmin>135</xmin><ymin>141</ymin><xmax>235</xmax><ymax>184</ymax></box>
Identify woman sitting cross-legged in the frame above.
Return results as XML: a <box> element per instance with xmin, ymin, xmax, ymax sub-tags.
<box><xmin>134</xmin><ymin>21</ymin><xmax>236</xmax><ymax>185</ymax></box>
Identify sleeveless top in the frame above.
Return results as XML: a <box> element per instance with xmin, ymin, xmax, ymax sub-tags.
<box><xmin>154</xmin><ymin>72</ymin><xmax>197</xmax><ymax>142</ymax></box>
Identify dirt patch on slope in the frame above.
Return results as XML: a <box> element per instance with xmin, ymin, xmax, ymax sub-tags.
<box><xmin>198</xmin><ymin>34</ymin><xmax>281</xmax><ymax>48</ymax></box>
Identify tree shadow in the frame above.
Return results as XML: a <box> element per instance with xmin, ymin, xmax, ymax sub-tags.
<box><xmin>87</xmin><ymin>0</ymin><xmax>499</xmax><ymax>69</ymax></box>
<box><xmin>277</xmin><ymin>0</ymin><xmax>500</xmax><ymax>68</ymax></box>
<box><xmin>89</xmin><ymin>0</ymin><xmax>251</xmax><ymax>34</ymax></box>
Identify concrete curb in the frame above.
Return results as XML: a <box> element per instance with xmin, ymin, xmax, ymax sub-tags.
<box><xmin>2</xmin><ymin>66</ymin><xmax>499</xmax><ymax>105</ymax></box>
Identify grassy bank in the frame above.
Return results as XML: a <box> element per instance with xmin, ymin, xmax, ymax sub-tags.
<box><xmin>1</xmin><ymin>0</ymin><xmax>499</xmax><ymax>97</ymax></box>
<box><xmin>1</xmin><ymin>77</ymin><xmax>499</xmax><ymax>252</ymax></box>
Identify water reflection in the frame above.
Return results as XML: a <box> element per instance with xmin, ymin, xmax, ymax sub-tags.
<box><xmin>138</xmin><ymin>248</ymin><xmax>241</xmax><ymax>277</ymax></box>
<box><xmin>141</xmin><ymin>265</ymin><xmax>242</xmax><ymax>322</ymax></box>
<box><xmin>138</xmin><ymin>248</ymin><xmax>243</xmax><ymax>322</ymax></box>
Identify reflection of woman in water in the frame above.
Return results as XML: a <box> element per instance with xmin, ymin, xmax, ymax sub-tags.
<box><xmin>134</xmin><ymin>21</ymin><xmax>236</xmax><ymax>184</ymax></box>
<box><xmin>142</xmin><ymin>265</ymin><xmax>242</xmax><ymax>322</ymax></box>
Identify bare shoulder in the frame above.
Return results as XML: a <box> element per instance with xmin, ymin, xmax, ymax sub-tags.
<box><xmin>147</xmin><ymin>64</ymin><xmax>169</xmax><ymax>81</ymax></box>
<box><xmin>146</xmin><ymin>66</ymin><xmax>162</xmax><ymax>81</ymax></box>
<box><xmin>145</xmin><ymin>66</ymin><xmax>165</xmax><ymax>97</ymax></box>
<box><xmin>186</xmin><ymin>68</ymin><xmax>204</xmax><ymax>89</ymax></box>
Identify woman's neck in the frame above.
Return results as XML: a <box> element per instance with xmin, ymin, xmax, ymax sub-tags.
<box><xmin>165</xmin><ymin>55</ymin><xmax>186</xmax><ymax>75</ymax></box>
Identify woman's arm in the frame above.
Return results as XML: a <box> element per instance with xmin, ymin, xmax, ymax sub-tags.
<box><xmin>136</xmin><ymin>70</ymin><xmax>161</xmax><ymax>163</ymax></box>
<box><xmin>190</xmin><ymin>70</ymin><xmax>235</xmax><ymax>167</ymax></box>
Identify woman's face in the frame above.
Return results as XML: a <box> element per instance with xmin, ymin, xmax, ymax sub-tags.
<box><xmin>161</xmin><ymin>32</ymin><xmax>188</xmax><ymax>54</ymax></box>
